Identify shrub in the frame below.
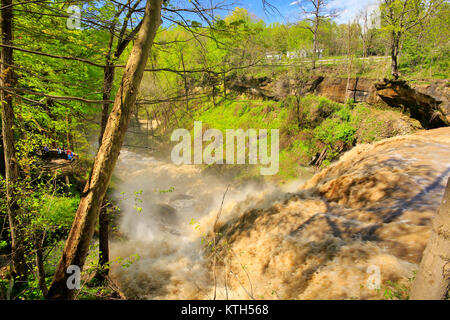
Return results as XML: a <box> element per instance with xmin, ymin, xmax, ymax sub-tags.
<box><xmin>314</xmin><ymin>118</ymin><xmax>356</xmax><ymax>145</ymax></box>
<box><xmin>41</xmin><ymin>194</ymin><xmax>80</xmax><ymax>231</ymax></box>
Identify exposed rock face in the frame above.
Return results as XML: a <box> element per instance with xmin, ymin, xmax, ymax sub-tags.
<box><xmin>314</xmin><ymin>77</ymin><xmax>380</xmax><ymax>104</ymax></box>
<box><xmin>312</xmin><ymin>77</ymin><xmax>449</xmax><ymax>129</ymax></box>
<box><xmin>228</xmin><ymin>76</ymin><xmax>275</xmax><ymax>99</ymax></box>
<box><xmin>229</xmin><ymin>75</ymin><xmax>449</xmax><ymax>130</ymax></box>
<box><xmin>410</xmin><ymin>80</ymin><xmax>450</xmax><ymax>122</ymax></box>
<box><xmin>374</xmin><ymin>79</ymin><xmax>449</xmax><ymax>129</ymax></box>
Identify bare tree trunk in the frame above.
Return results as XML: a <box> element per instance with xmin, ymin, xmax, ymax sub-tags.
<box><xmin>133</xmin><ymin>105</ymin><xmax>142</xmax><ymax>132</ymax></box>
<box><xmin>1</xmin><ymin>0</ymin><xmax>28</xmax><ymax>280</ymax></box>
<box><xmin>410</xmin><ymin>177</ymin><xmax>450</xmax><ymax>300</ymax></box>
<box><xmin>96</xmin><ymin>8</ymin><xmax>141</xmax><ymax>282</ymax></box>
<box><xmin>97</xmin><ymin>67</ymin><xmax>111</xmax><ymax>283</ymax></box>
<box><xmin>212</xmin><ymin>85</ymin><xmax>216</xmax><ymax>106</ymax></box>
<box><xmin>222</xmin><ymin>70</ymin><xmax>227</xmax><ymax>99</ymax></box>
<box><xmin>362</xmin><ymin>37</ymin><xmax>367</xmax><ymax>58</ymax></box>
<box><xmin>0</xmin><ymin>138</ymin><xmax>5</xmax><ymax>177</ymax></box>
<box><xmin>99</xmin><ymin>64</ymin><xmax>115</xmax><ymax>145</ymax></box>
<box><xmin>312</xmin><ymin>21</ymin><xmax>318</xmax><ymax>69</ymax></box>
<box><xmin>66</xmin><ymin>114</ymin><xmax>74</xmax><ymax>150</ymax></box>
<box><xmin>295</xmin><ymin>96</ymin><xmax>302</xmax><ymax>129</ymax></box>
<box><xmin>390</xmin><ymin>31</ymin><xmax>400</xmax><ymax>80</ymax></box>
<box><xmin>94</xmin><ymin>204</ymin><xmax>109</xmax><ymax>283</ymax></box>
<box><xmin>345</xmin><ymin>22</ymin><xmax>353</xmax><ymax>103</ymax></box>
<box><xmin>95</xmin><ymin>1</ymin><xmax>143</xmax><ymax>283</ymax></box>
<box><xmin>145</xmin><ymin>108</ymin><xmax>150</xmax><ymax>148</ymax></box>
<box><xmin>35</xmin><ymin>235</ymin><xmax>48</xmax><ymax>296</ymax></box>
<box><xmin>362</xmin><ymin>8</ymin><xmax>368</xmax><ymax>58</ymax></box>
<box><xmin>46</xmin><ymin>0</ymin><xmax>163</xmax><ymax>299</ymax></box>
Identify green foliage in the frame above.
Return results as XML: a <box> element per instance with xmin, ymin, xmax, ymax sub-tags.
<box><xmin>41</xmin><ymin>195</ymin><xmax>80</xmax><ymax>229</ymax></box>
<box><xmin>168</xmin><ymin>91</ymin><xmax>414</xmax><ymax>181</ymax></box>
<box><xmin>169</xmin><ymin>94</ymin><xmax>364</xmax><ymax>181</ymax></box>
<box><xmin>0</xmin><ymin>170</ymin><xmax>81</xmax><ymax>299</ymax></box>
<box><xmin>315</xmin><ymin>119</ymin><xmax>356</xmax><ymax>145</ymax></box>
<box><xmin>114</xmin><ymin>254</ymin><xmax>141</xmax><ymax>269</ymax></box>
<box><xmin>300</xmin><ymin>95</ymin><xmax>342</xmax><ymax>128</ymax></box>
<box><xmin>380</xmin><ymin>0</ymin><xmax>448</xmax><ymax>79</ymax></box>
<box><xmin>157</xmin><ymin>187</ymin><xmax>175</xmax><ymax>193</ymax></box>
<box><xmin>11</xmin><ymin>2</ymin><xmax>109</xmax><ymax>158</ymax></box>
<box><xmin>398</xmin><ymin>2</ymin><xmax>450</xmax><ymax>79</ymax></box>
<box><xmin>381</xmin><ymin>271</ymin><xmax>416</xmax><ymax>300</ymax></box>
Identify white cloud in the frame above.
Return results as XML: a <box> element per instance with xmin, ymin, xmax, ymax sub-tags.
<box><xmin>288</xmin><ymin>0</ymin><xmax>379</xmax><ymax>24</ymax></box>
<box><xmin>332</xmin><ymin>0</ymin><xmax>379</xmax><ymax>23</ymax></box>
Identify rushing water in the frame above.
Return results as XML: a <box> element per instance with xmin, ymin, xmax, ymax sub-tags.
<box><xmin>109</xmin><ymin>150</ymin><xmax>296</xmax><ymax>299</ymax></box>
<box><xmin>109</xmin><ymin>128</ymin><xmax>450</xmax><ymax>299</ymax></box>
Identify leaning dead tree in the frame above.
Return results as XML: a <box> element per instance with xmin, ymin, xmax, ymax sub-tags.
<box><xmin>410</xmin><ymin>176</ymin><xmax>450</xmax><ymax>300</ymax></box>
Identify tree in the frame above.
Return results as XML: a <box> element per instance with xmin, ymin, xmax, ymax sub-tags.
<box><xmin>286</xmin><ymin>21</ymin><xmax>312</xmax><ymax>53</ymax></box>
<box><xmin>295</xmin><ymin>0</ymin><xmax>338</xmax><ymax>68</ymax></box>
<box><xmin>399</xmin><ymin>1</ymin><xmax>449</xmax><ymax>77</ymax></box>
<box><xmin>10</xmin><ymin>1</ymin><xmax>105</xmax><ymax>155</ymax></box>
<box><xmin>357</xmin><ymin>6</ymin><xmax>370</xmax><ymax>58</ymax></box>
<box><xmin>380</xmin><ymin>0</ymin><xmax>442</xmax><ymax>79</ymax></box>
<box><xmin>1</xmin><ymin>0</ymin><xmax>29</xmax><ymax>280</ymax></box>
<box><xmin>95</xmin><ymin>0</ymin><xmax>145</xmax><ymax>283</ymax></box>
<box><xmin>46</xmin><ymin>0</ymin><xmax>163</xmax><ymax>299</ymax></box>
<box><xmin>410</xmin><ymin>176</ymin><xmax>450</xmax><ymax>299</ymax></box>
<box><xmin>345</xmin><ymin>21</ymin><xmax>359</xmax><ymax>102</ymax></box>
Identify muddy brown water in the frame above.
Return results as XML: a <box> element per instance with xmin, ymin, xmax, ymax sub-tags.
<box><xmin>110</xmin><ymin>128</ymin><xmax>450</xmax><ymax>299</ymax></box>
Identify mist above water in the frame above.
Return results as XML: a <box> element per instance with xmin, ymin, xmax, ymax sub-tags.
<box><xmin>109</xmin><ymin>149</ymin><xmax>291</xmax><ymax>299</ymax></box>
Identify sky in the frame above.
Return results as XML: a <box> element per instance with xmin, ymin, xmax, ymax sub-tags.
<box><xmin>224</xmin><ymin>0</ymin><xmax>379</xmax><ymax>25</ymax></box>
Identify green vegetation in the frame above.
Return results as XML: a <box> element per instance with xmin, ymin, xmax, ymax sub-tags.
<box><xmin>162</xmin><ymin>93</ymin><xmax>415</xmax><ymax>181</ymax></box>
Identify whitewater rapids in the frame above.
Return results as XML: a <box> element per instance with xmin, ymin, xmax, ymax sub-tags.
<box><xmin>109</xmin><ymin>127</ymin><xmax>450</xmax><ymax>299</ymax></box>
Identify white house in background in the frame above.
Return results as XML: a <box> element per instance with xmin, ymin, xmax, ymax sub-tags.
<box><xmin>266</xmin><ymin>48</ymin><xmax>324</xmax><ymax>61</ymax></box>
<box><xmin>265</xmin><ymin>51</ymin><xmax>282</xmax><ymax>61</ymax></box>
<box><xmin>286</xmin><ymin>48</ymin><xmax>324</xmax><ymax>60</ymax></box>
<box><xmin>287</xmin><ymin>49</ymin><xmax>308</xmax><ymax>59</ymax></box>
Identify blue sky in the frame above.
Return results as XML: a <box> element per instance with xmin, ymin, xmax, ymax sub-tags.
<box><xmin>222</xmin><ymin>0</ymin><xmax>379</xmax><ymax>24</ymax></box>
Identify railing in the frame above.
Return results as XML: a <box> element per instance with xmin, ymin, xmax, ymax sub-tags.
<box><xmin>259</xmin><ymin>56</ymin><xmax>390</xmax><ymax>67</ymax></box>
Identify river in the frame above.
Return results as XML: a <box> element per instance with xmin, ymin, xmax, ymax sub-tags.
<box><xmin>109</xmin><ymin>127</ymin><xmax>450</xmax><ymax>299</ymax></box>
